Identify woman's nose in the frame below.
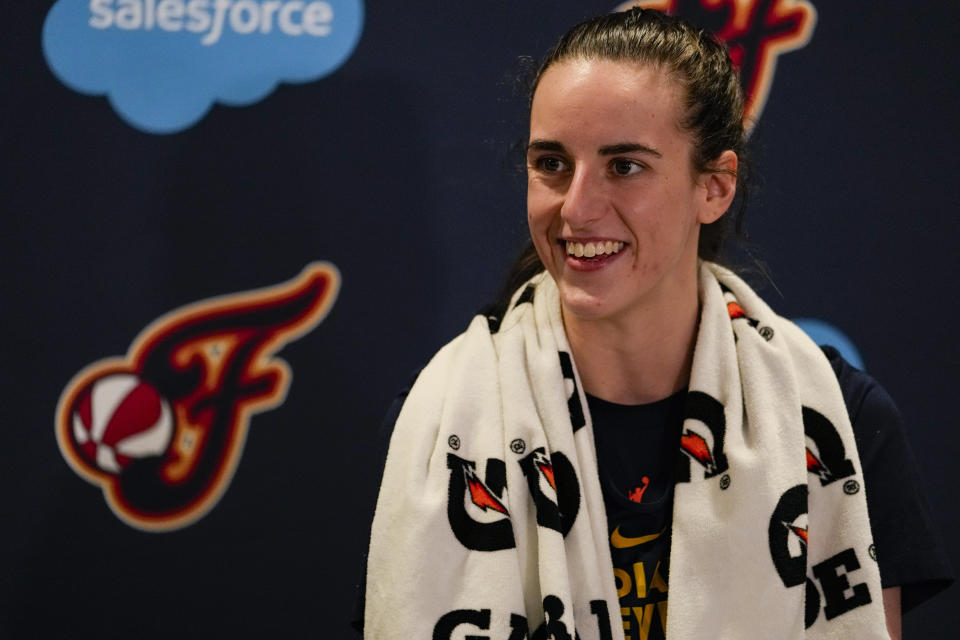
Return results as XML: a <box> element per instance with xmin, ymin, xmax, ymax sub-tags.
<box><xmin>559</xmin><ymin>168</ymin><xmax>605</xmax><ymax>228</ymax></box>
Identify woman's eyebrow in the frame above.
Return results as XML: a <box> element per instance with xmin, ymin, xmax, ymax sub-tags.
<box><xmin>527</xmin><ymin>139</ymin><xmax>566</xmax><ymax>153</ymax></box>
<box><xmin>598</xmin><ymin>142</ymin><xmax>662</xmax><ymax>157</ymax></box>
<box><xmin>526</xmin><ymin>140</ymin><xmax>663</xmax><ymax>157</ymax></box>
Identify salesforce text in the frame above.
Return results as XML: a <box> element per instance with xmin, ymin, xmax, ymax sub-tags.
<box><xmin>88</xmin><ymin>0</ymin><xmax>334</xmax><ymax>46</ymax></box>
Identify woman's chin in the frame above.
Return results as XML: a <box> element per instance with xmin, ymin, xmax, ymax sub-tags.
<box><xmin>556</xmin><ymin>283</ymin><xmax>619</xmax><ymax>322</ymax></box>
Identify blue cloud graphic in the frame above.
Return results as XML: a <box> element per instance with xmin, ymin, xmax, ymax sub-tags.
<box><xmin>43</xmin><ymin>0</ymin><xmax>364</xmax><ymax>133</ymax></box>
<box><xmin>793</xmin><ymin>317</ymin><xmax>865</xmax><ymax>370</ymax></box>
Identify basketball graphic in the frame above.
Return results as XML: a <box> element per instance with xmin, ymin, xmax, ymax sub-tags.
<box><xmin>56</xmin><ymin>263</ymin><xmax>340</xmax><ymax>531</ymax></box>
<box><xmin>71</xmin><ymin>373</ymin><xmax>173</xmax><ymax>474</ymax></box>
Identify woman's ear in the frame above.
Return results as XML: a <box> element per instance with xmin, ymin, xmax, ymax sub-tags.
<box><xmin>698</xmin><ymin>150</ymin><xmax>738</xmax><ymax>224</ymax></box>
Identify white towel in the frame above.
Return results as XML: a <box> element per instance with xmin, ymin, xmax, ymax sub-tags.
<box><xmin>365</xmin><ymin>262</ymin><xmax>889</xmax><ymax>639</ymax></box>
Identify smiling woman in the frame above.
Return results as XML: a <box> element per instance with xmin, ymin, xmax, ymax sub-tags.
<box><xmin>358</xmin><ymin>8</ymin><xmax>951</xmax><ymax>640</ymax></box>
<box><xmin>526</xmin><ymin>60</ymin><xmax>737</xmax><ymax>403</ymax></box>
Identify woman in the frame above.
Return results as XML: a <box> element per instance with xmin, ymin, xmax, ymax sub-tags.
<box><xmin>359</xmin><ymin>9</ymin><xmax>950</xmax><ymax>639</ymax></box>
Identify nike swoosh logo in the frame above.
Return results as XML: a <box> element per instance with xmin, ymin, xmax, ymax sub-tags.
<box><xmin>610</xmin><ymin>525</ymin><xmax>664</xmax><ymax>548</ymax></box>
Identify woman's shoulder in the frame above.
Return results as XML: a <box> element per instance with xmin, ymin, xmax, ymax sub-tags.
<box><xmin>819</xmin><ymin>345</ymin><xmax>955</xmax><ymax>609</ymax></box>
<box><xmin>818</xmin><ymin>345</ymin><xmax>901</xmax><ymax>432</ymax></box>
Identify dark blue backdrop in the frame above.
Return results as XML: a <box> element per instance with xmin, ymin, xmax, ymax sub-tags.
<box><xmin>2</xmin><ymin>1</ymin><xmax>956</xmax><ymax>636</ymax></box>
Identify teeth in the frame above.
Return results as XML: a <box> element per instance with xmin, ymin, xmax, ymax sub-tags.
<box><xmin>565</xmin><ymin>241</ymin><xmax>624</xmax><ymax>258</ymax></box>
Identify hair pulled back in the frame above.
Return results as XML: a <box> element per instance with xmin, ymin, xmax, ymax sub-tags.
<box><xmin>496</xmin><ymin>8</ymin><xmax>750</xmax><ymax>307</ymax></box>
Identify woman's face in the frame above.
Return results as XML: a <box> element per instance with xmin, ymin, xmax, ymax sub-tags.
<box><xmin>527</xmin><ymin>59</ymin><xmax>729</xmax><ymax>325</ymax></box>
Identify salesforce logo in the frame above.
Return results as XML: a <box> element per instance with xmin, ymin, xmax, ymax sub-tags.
<box><xmin>42</xmin><ymin>0</ymin><xmax>364</xmax><ymax>133</ymax></box>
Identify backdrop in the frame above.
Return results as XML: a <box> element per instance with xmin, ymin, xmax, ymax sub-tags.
<box><xmin>2</xmin><ymin>0</ymin><xmax>956</xmax><ymax>636</ymax></box>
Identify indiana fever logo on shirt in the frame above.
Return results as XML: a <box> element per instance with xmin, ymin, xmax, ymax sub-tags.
<box><xmin>618</xmin><ymin>0</ymin><xmax>817</xmax><ymax>129</ymax></box>
<box><xmin>55</xmin><ymin>263</ymin><xmax>340</xmax><ymax>531</ymax></box>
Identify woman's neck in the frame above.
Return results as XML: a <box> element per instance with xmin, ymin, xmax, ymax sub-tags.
<box><xmin>563</xmin><ymin>284</ymin><xmax>700</xmax><ymax>406</ymax></box>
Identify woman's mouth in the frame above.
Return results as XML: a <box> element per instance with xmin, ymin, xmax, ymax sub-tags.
<box><xmin>560</xmin><ymin>240</ymin><xmax>626</xmax><ymax>271</ymax></box>
<box><xmin>564</xmin><ymin>240</ymin><xmax>625</xmax><ymax>258</ymax></box>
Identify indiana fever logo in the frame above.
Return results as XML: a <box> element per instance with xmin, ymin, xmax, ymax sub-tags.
<box><xmin>619</xmin><ymin>0</ymin><xmax>817</xmax><ymax>128</ymax></box>
<box><xmin>55</xmin><ymin>263</ymin><xmax>340</xmax><ymax>531</ymax></box>
<box><xmin>446</xmin><ymin>446</ymin><xmax>581</xmax><ymax>551</ymax></box>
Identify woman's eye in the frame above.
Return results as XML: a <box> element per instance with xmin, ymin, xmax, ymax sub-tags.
<box><xmin>535</xmin><ymin>156</ymin><xmax>567</xmax><ymax>173</ymax></box>
<box><xmin>611</xmin><ymin>159</ymin><xmax>643</xmax><ymax>176</ymax></box>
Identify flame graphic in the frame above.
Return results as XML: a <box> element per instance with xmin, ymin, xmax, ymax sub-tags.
<box><xmin>680</xmin><ymin>430</ymin><xmax>714</xmax><ymax>469</ymax></box>
<box><xmin>619</xmin><ymin>1</ymin><xmax>817</xmax><ymax>129</ymax></box>
<box><xmin>727</xmin><ymin>301</ymin><xmax>746</xmax><ymax>319</ymax></box>
<box><xmin>534</xmin><ymin>451</ymin><xmax>557</xmax><ymax>491</ymax></box>
<box><xmin>805</xmin><ymin>445</ymin><xmax>838</xmax><ymax>484</ymax></box>
<box><xmin>56</xmin><ymin>263</ymin><xmax>340</xmax><ymax>531</ymax></box>
<box><xmin>785</xmin><ymin>522</ymin><xmax>809</xmax><ymax>546</ymax></box>
<box><xmin>464</xmin><ymin>467</ymin><xmax>509</xmax><ymax>515</ymax></box>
